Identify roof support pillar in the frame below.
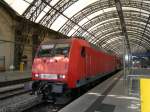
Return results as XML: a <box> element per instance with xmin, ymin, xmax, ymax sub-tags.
<box><xmin>114</xmin><ymin>0</ymin><xmax>131</xmax><ymax>53</ymax></box>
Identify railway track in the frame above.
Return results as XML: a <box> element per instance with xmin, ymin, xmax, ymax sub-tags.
<box><xmin>0</xmin><ymin>93</ymin><xmax>42</xmax><ymax>112</ymax></box>
<box><xmin>23</xmin><ymin>102</ymin><xmax>64</xmax><ymax>112</ymax></box>
<box><xmin>0</xmin><ymin>71</ymin><xmax>119</xmax><ymax>112</ymax></box>
<box><xmin>0</xmin><ymin>78</ymin><xmax>32</xmax><ymax>100</ymax></box>
<box><xmin>0</xmin><ymin>79</ymin><xmax>38</xmax><ymax>112</ymax></box>
<box><xmin>23</xmin><ymin>71</ymin><xmax>120</xmax><ymax>112</ymax></box>
<box><xmin>0</xmin><ymin>78</ymin><xmax>31</xmax><ymax>87</ymax></box>
<box><xmin>0</xmin><ymin>85</ymin><xmax>30</xmax><ymax>100</ymax></box>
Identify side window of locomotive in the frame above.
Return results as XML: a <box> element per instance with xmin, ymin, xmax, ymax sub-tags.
<box><xmin>81</xmin><ymin>47</ymin><xmax>86</xmax><ymax>57</ymax></box>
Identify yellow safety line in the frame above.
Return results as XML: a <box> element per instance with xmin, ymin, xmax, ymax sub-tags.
<box><xmin>140</xmin><ymin>78</ymin><xmax>150</xmax><ymax>112</ymax></box>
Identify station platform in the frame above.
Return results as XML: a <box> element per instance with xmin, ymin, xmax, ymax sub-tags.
<box><xmin>59</xmin><ymin>71</ymin><xmax>140</xmax><ymax>112</ymax></box>
<box><xmin>0</xmin><ymin>71</ymin><xmax>31</xmax><ymax>83</ymax></box>
<box><xmin>127</xmin><ymin>68</ymin><xmax>150</xmax><ymax>96</ymax></box>
<box><xmin>129</xmin><ymin>68</ymin><xmax>150</xmax><ymax>77</ymax></box>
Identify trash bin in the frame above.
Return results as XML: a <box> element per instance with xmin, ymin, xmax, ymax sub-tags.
<box><xmin>20</xmin><ymin>62</ymin><xmax>24</xmax><ymax>72</ymax></box>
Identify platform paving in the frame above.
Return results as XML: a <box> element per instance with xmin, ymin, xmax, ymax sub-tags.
<box><xmin>0</xmin><ymin>71</ymin><xmax>31</xmax><ymax>82</ymax></box>
<box><xmin>59</xmin><ymin>71</ymin><xmax>140</xmax><ymax>112</ymax></box>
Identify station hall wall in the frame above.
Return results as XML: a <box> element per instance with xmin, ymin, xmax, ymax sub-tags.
<box><xmin>0</xmin><ymin>6</ymin><xmax>15</xmax><ymax>70</ymax></box>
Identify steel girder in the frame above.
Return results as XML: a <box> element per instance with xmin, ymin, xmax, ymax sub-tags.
<box><xmin>21</xmin><ymin>0</ymin><xmax>150</xmax><ymax>54</ymax></box>
<box><xmin>97</xmin><ymin>31</ymin><xmax>150</xmax><ymax>49</ymax></box>
<box><xmin>23</xmin><ymin>0</ymin><xmax>78</xmax><ymax>27</ymax></box>
<box><xmin>104</xmin><ymin>40</ymin><xmax>146</xmax><ymax>51</ymax></box>
<box><xmin>97</xmin><ymin>34</ymin><xmax>148</xmax><ymax>55</ymax></box>
<box><xmin>39</xmin><ymin>0</ymin><xmax>78</xmax><ymax>28</ymax></box>
<box><xmin>87</xmin><ymin>22</ymin><xmax>150</xmax><ymax>41</ymax></box>
<box><xmin>115</xmin><ymin>0</ymin><xmax>130</xmax><ymax>52</ymax></box>
<box><xmin>71</xmin><ymin>10</ymin><xmax>149</xmax><ymax>37</ymax></box>
<box><xmin>102</xmin><ymin>41</ymin><xmax>146</xmax><ymax>55</ymax></box>
<box><xmin>94</xmin><ymin>28</ymin><xmax>150</xmax><ymax>46</ymax></box>
<box><xmin>90</xmin><ymin>29</ymin><xmax>150</xmax><ymax>47</ymax></box>
<box><xmin>69</xmin><ymin>11</ymin><xmax>150</xmax><ymax>45</ymax></box>
<box><xmin>100</xmin><ymin>38</ymin><xmax>148</xmax><ymax>55</ymax></box>
<box><xmin>72</xmin><ymin>12</ymin><xmax>147</xmax><ymax>38</ymax></box>
<box><xmin>101</xmin><ymin>38</ymin><xmax>123</xmax><ymax>54</ymax></box>
<box><xmin>22</xmin><ymin>0</ymin><xmax>150</xmax><ymax>37</ymax></box>
<box><xmin>38</xmin><ymin>0</ymin><xmax>99</xmax><ymax>41</ymax></box>
<box><xmin>71</xmin><ymin>12</ymin><xmax>149</xmax><ymax>43</ymax></box>
<box><xmin>95</xmin><ymin>26</ymin><xmax>150</xmax><ymax>44</ymax></box>
<box><xmin>101</xmin><ymin>34</ymin><xmax>150</xmax><ymax>50</ymax></box>
<box><xmin>101</xmin><ymin>37</ymin><xmax>147</xmax><ymax>55</ymax></box>
<box><xmin>71</xmin><ymin>11</ymin><xmax>119</xmax><ymax>37</ymax></box>
<box><xmin>139</xmin><ymin>14</ymin><xmax>150</xmax><ymax>47</ymax></box>
<box><xmin>23</xmin><ymin>0</ymin><xmax>52</xmax><ymax>21</ymax></box>
<box><xmin>103</xmin><ymin>40</ymin><xmax>146</xmax><ymax>55</ymax></box>
<box><xmin>90</xmin><ymin>24</ymin><xmax>150</xmax><ymax>48</ymax></box>
<box><xmin>59</xmin><ymin>0</ymin><xmax>150</xmax><ymax>35</ymax></box>
<box><xmin>58</xmin><ymin>0</ymin><xmax>115</xmax><ymax>34</ymax></box>
<box><xmin>84</xmin><ymin>20</ymin><xmax>150</xmax><ymax>44</ymax></box>
<box><xmin>93</xmin><ymin>26</ymin><xmax>150</xmax><ymax>45</ymax></box>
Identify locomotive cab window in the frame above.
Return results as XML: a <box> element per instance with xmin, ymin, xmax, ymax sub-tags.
<box><xmin>54</xmin><ymin>43</ymin><xmax>70</xmax><ymax>57</ymax></box>
<box><xmin>81</xmin><ymin>47</ymin><xmax>86</xmax><ymax>57</ymax></box>
<box><xmin>37</xmin><ymin>43</ymin><xmax>70</xmax><ymax>57</ymax></box>
<box><xmin>37</xmin><ymin>44</ymin><xmax>54</xmax><ymax>57</ymax></box>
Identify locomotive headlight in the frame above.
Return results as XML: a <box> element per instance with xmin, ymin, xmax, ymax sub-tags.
<box><xmin>35</xmin><ymin>74</ymin><xmax>39</xmax><ymax>78</ymax></box>
<box><xmin>58</xmin><ymin>75</ymin><xmax>66</xmax><ymax>79</ymax></box>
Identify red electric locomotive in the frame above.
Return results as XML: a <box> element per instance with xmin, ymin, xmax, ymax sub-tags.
<box><xmin>31</xmin><ymin>37</ymin><xmax>120</xmax><ymax>101</ymax></box>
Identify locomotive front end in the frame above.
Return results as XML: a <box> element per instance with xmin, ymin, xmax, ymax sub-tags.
<box><xmin>32</xmin><ymin>43</ymin><xmax>70</xmax><ymax>81</ymax></box>
<box><xmin>31</xmin><ymin>42</ymin><xmax>70</xmax><ymax>100</ymax></box>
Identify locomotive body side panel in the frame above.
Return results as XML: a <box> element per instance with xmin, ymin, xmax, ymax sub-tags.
<box><xmin>73</xmin><ymin>45</ymin><xmax>120</xmax><ymax>87</ymax></box>
<box><xmin>67</xmin><ymin>38</ymin><xmax>90</xmax><ymax>88</ymax></box>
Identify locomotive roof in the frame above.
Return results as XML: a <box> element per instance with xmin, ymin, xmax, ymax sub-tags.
<box><xmin>41</xmin><ymin>37</ymin><xmax>86</xmax><ymax>45</ymax></box>
<box><xmin>41</xmin><ymin>38</ymin><xmax>72</xmax><ymax>45</ymax></box>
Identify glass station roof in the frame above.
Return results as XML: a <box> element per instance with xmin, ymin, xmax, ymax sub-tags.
<box><xmin>4</xmin><ymin>0</ymin><xmax>150</xmax><ymax>55</ymax></box>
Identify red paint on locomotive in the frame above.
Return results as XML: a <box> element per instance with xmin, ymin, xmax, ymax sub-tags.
<box><xmin>32</xmin><ymin>37</ymin><xmax>121</xmax><ymax>89</ymax></box>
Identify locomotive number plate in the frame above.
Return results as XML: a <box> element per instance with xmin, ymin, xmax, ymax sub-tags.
<box><xmin>40</xmin><ymin>74</ymin><xmax>57</xmax><ymax>79</ymax></box>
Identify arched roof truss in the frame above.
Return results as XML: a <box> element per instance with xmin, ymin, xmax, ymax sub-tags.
<box><xmin>5</xmin><ymin>0</ymin><xmax>150</xmax><ymax>55</ymax></box>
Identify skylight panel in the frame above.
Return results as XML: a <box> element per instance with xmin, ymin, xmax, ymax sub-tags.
<box><xmin>106</xmin><ymin>37</ymin><xmax>121</xmax><ymax>44</ymax></box>
<box><xmin>67</xmin><ymin>25</ymin><xmax>79</xmax><ymax>36</ymax></box>
<box><xmin>78</xmin><ymin>18</ymin><xmax>89</xmax><ymax>26</ymax></box>
<box><xmin>43</xmin><ymin>5</ymin><xmax>51</xmax><ymax>12</ymax></box>
<box><xmin>87</xmin><ymin>18</ymin><xmax>119</xmax><ymax>33</ymax></box>
<box><xmin>78</xmin><ymin>8</ymin><xmax>116</xmax><ymax>27</ymax></box>
<box><xmin>63</xmin><ymin>0</ymin><xmax>98</xmax><ymax>18</ymax></box>
<box><xmin>35</xmin><ymin>11</ymin><xmax>46</xmax><ymax>23</ymax></box>
<box><xmin>88</xmin><ymin>10</ymin><xmax>103</xmax><ymax>19</ymax></box>
<box><xmin>50</xmin><ymin>15</ymin><xmax>68</xmax><ymax>31</ymax></box>
<box><xmin>35</xmin><ymin>5</ymin><xmax>51</xmax><ymax>23</ymax></box>
<box><xmin>68</xmin><ymin>29</ymin><xmax>76</xmax><ymax>36</ymax></box>
<box><xmin>122</xmin><ymin>7</ymin><xmax>149</xmax><ymax>14</ymax></box>
<box><xmin>4</xmin><ymin>0</ymin><xmax>30</xmax><ymax>15</ymax></box>
<box><xmin>24</xmin><ymin>0</ymin><xmax>33</xmax><ymax>3</ymax></box>
<box><xmin>50</xmin><ymin>0</ymin><xmax>60</xmax><ymax>6</ymax></box>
